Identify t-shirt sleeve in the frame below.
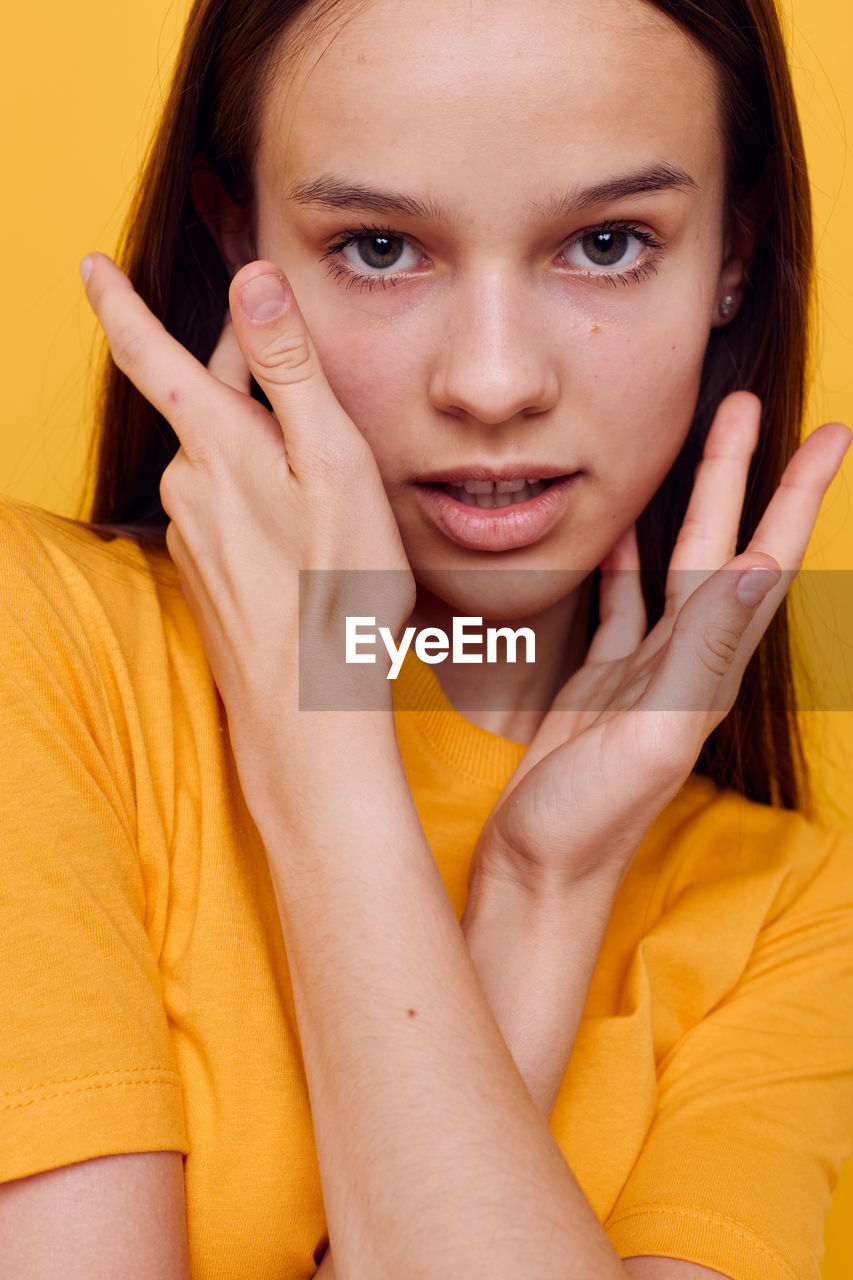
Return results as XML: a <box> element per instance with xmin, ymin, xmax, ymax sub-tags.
<box><xmin>605</xmin><ymin>828</ymin><xmax>853</xmax><ymax>1280</ymax></box>
<box><xmin>0</xmin><ymin>504</ymin><xmax>187</xmax><ymax>1181</ymax></box>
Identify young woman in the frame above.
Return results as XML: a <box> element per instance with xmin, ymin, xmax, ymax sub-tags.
<box><xmin>1</xmin><ymin>0</ymin><xmax>852</xmax><ymax>1277</ymax></box>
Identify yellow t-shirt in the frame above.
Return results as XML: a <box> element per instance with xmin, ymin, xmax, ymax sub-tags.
<box><xmin>1</xmin><ymin>496</ymin><xmax>852</xmax><ymax>1280</ymax></box>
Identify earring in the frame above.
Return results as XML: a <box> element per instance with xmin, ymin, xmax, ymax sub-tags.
<box><xmin>719</xmin><ymin>295</ymin><xmax>736</xmax><ymax>318</ymax></box>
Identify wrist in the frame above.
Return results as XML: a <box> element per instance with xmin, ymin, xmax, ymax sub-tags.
<box><xmin>463</xmin><ymin>850</ymin><xmax>623</xmax><ymax>933</ymax></box>
<box><xmin>469</xmin><ymin>818</ymin><xmax>633</xmax><ymax>904</ymax></box>
<box><xmin>229</xmin><ymin>706</ymin><xmax>405</xmax><ymax>835</ymax></box>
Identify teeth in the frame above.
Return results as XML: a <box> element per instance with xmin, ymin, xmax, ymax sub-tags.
<box><xmin>444</xmin><ymin>479</ymin><xmax>551</xmax><ymax>508</ymax></box>
<box><xmin>459</xmin><ymin>478</ymin><xmax>546</xmax><ymax>496</ymax></box>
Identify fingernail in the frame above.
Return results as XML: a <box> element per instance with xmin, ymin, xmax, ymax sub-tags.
<box><xmin>79</xmin><ymin>255</ymin><xmax>93</xmax><ymax>285</ymax></box>
<box><xmin>736</xmin><ymin>566</ymin><xmax>781</xmax><ymax>608</ymax></box>
<box><xmin>240</xmin><ymin>273</ymin><xmax>288</xmax><ymax>322</ymax></box>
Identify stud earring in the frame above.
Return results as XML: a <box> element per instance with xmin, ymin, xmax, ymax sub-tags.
<box><xmin>719</xmin><ymin>295</ymin><xmax>736</xmax><ymax>318</ymax></box>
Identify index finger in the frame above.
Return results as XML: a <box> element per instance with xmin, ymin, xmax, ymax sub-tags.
<box><xmin>746</xmin><ymin>421</ymin><xmax>852</xmax><ymax>570</ymax></box>
<box><xmin>81</xmin><ymin>252</ymin><xmax>247</xmax><ymax>453</ymax></box>
<box><xmin>726</xmin><ymin>420</ymin><xmax>851</xmax><ymax>661</ymax></box>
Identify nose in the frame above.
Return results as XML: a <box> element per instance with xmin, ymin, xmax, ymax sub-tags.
<box><xmin>429</xmin><ymin>274</ymin><xmax>559</xmax><ymax>425</ymax></box>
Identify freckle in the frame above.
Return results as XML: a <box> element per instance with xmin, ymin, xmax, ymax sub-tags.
<box><xmin>406</xmin><ymin>1008</ymin><xmax>417</xmax><ymax>1018</ymax></box>
<box><xmin>169</xmin><ymin>389</ymin><xmax>179</xmax><ymax>403</ymax></box>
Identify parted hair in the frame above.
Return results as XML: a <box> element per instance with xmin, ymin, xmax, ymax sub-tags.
<box><xmin>85</xmin><ymin>0</ymin><xmax>814</xmax><ymax>812</ymax></box>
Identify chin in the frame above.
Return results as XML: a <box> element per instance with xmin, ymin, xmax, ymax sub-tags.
<box><xmin>412</xmin><ymin>564</ymin><xmax>590</xmax><ymax>624</ymax></box>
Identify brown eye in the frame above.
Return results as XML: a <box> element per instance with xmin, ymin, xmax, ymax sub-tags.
<box><xmin>583</xmin><ymin>230</ymin><xmax>631</xmax><ymax>265</ymax></box>
<box><xmin>355</xmin><ymin>234</ymin><xmax>404</xmax><ymax>267</ymax></box>
<box><xmin>341</xmin><ymin>233</ymin><xmax>420</xmax><ymax>272</ymax></box>
<box><xmin>564</xmin><ymin>227</ymin><xmax>645</xmax><ymax>273</ymax></box>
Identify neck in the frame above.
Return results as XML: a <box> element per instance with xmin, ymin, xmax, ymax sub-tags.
<box><xmin>408</xmin><ymin>579</ymin><xmax>592</xmax><ymax>743</ymax></box>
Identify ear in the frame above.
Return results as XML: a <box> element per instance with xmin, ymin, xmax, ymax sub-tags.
<box><xmin>711</xmin><ymin>205</ymin><xmax>756</xmax><ymax>328</ymax></box>
<box><xmin>190</xmin><ymin>160</ymin><xmax>256</xmax><ymax>277</ymax></box>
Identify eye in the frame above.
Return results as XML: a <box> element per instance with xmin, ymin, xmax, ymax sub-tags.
<box><xmin>339</xmin><ymin>232</ymin><xmax>422</xmax><ymax>274</ymax></box>
<box><xmin>563</xmin><ymin>224</ymin><xmax>658</xmax><ymax>275</ymax></box>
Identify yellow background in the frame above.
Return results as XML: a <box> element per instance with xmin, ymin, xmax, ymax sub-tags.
<box><xmin>1</xmin><ymin>0</ymin><xmax>851</xmax><ymax>1270</ymax></box>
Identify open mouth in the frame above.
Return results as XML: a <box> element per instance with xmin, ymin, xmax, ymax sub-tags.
<box><xmin>430</xmin><ymin>476</ymin><xmax>565</xmax><ymax>509</ymax></box>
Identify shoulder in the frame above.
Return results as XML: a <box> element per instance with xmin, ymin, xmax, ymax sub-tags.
<box><xmin>601</xmin><ymin>782</ymin><xmax>853</xmax><ymax>1280</ymax></box>
<box><xmin>0</xmin><ymin>495</ymin><xmax>176</xmax><ymax>604</ymax></box>
<box><xmin>0</xmin><ymin>495</ymin><xmax>201</xmax><ymax>678</ymax></box>
<box><xmin>607</xmin><ymin>773</ymin><xmax>853</xmax><ymax>1022</ymax></box>
<box><xmin>638</xmin><ymin>772</ymin><xmax>852</xmax><ymax>920</ymax></box>
<box><xmin>0</xmin><ymin>496</ymin><xmax>215</xmax><ymax>791</ymax></box>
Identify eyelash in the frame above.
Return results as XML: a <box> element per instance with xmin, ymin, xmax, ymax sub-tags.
<box><xmin>319</xmin><ymin>219</ymin><xmax>665</xmax><ymax>291</ymax></box>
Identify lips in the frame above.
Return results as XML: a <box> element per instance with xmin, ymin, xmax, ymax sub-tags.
<box><xmin>413</xmin><ymin>471</ymin><xmax>580</xmax><ymax>552</ymax></box>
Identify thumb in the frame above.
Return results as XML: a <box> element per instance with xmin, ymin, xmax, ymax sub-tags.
<box><xmin>643</xmin><ymin>552</ymin><xmax>783</xmax><ymax>720</ymax></box>
<box><xmin>228</xmin><ymin>261</ymin><xmax>357</xmax><ymax>467</ymax></box>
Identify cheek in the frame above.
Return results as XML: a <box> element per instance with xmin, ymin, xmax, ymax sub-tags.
<box><xmin>305</xmin><ymin>308</ymin><xmax>428</xmax><ymax>457</ymax></box>
<box><xmin>582</xmin><ymin>302</ymin><xmax>710</xmax><ymax>482</ymax></box>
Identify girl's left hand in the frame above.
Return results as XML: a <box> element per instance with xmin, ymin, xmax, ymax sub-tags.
<box><xmin>81</xmin><ymin>255</ymin><xmax>416</xmax><ymax>759</ymax></box>
<box><xmin>471</xmin><ymin>392</ymin><xmax>851</xmax><ymax>897</ymax></box>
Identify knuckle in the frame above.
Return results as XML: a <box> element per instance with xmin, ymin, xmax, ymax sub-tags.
<box><xmin>110</xmin><ymin>324</ymin><xmax>147</xmax><ymax>374</ymax></box>
<box><xmin>673</xmin><ymin>513</ymin><xmax>707</xmax><ymax>544</ymax></box>
<box><xmin>182</xmin><ymin>437</ymin><xmax>227</xmax><ymax>472</ymax></box>
<box><xmin>696</xmin><ymin>622</ymin><xmax>740</xmax><ymax>677</ymax></box>
<box><xmin>304</xmin><ymin>441</ymin><xmax>344</xmax><ymax>479</ymax></box>
<box><xmin>179</xmin><ymin>427</ymin><xmax>230</xmax><ymax>473</ymax></box>
<box><xmin>164</xmin><ymin>519</ymin><xmax>179</xmax><ymax>558</ymax></box>
<box><xmin>302</xmin><ymin>442</ymin><xmax>353</xmax><ymax>485</ymax></box>
<box><xmin>252</xmin><ymin>331</ymin><xmax>314</xmax><ymax>383</ymax></box>
<box><xmin>304</xmin><ymin>430</ymin><xmax>370</xmax><ymax>481</ymax></box>
<box><xmin>159</xmin><ymin>443</ymin><xmax>223</xmax><ymax>515</ymax></box>
<box><xmin>159</xmin><ymin>463</ymin><xmax>182</xmax><ymax>516</ymax></box>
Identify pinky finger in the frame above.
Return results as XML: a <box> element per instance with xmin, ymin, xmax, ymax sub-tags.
<box><xmin>587</xmin><ymin>524</ymin><xmax>647</xmax><ymax>663</ymax></box>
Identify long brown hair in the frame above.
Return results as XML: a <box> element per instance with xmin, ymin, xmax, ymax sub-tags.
<box><xmin>85</xmin><ymin>0</ymin><xmax>814</xmax><ymax>812</ymax></box>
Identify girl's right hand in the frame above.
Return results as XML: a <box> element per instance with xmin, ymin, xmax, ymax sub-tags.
<box><xmin>469</xmin><ymin>392</ymin><xmax>851</xmax><ymax>898</ymax></box>
<box><xmin>82</xmin><ymin>255</ymin><xmax>416</xmax><ymax>744</ymax></box>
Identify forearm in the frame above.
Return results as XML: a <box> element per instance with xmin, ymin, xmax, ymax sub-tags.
<box><xmin>460</xmin><ymin>864</ymin><xmax>620</xmax><ymax>1118</ymax></box>
<box><xmin>312</xmin><ymin>864</ymin><xmax>620</xmax><ymax>1280</ymax></box>
<box><xmin>248</xmin><ymin>714</ymin><xmax>626</xmax><ymax>1280</ymax></box>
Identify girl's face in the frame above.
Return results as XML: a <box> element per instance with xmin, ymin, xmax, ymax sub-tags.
<box><xmin>244</xmin><ymin>0</ymin><xmax>745</xmax><ymax>618</ymax></box>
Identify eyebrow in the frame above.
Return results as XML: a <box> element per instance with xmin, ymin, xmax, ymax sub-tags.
<box><xmin>286</xmin><ymin>163</ymin><xmax>697</xmax><ymax>223</ymax></box>
<box><xmin>286</xmin><ymin>176</ymin><xmax>451</xmax><ymax>222</ymax></box>
<box><xmin>535</xmin><ymin>163</ymin><xmax>698</xmax><ymax>219</ymax></box>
